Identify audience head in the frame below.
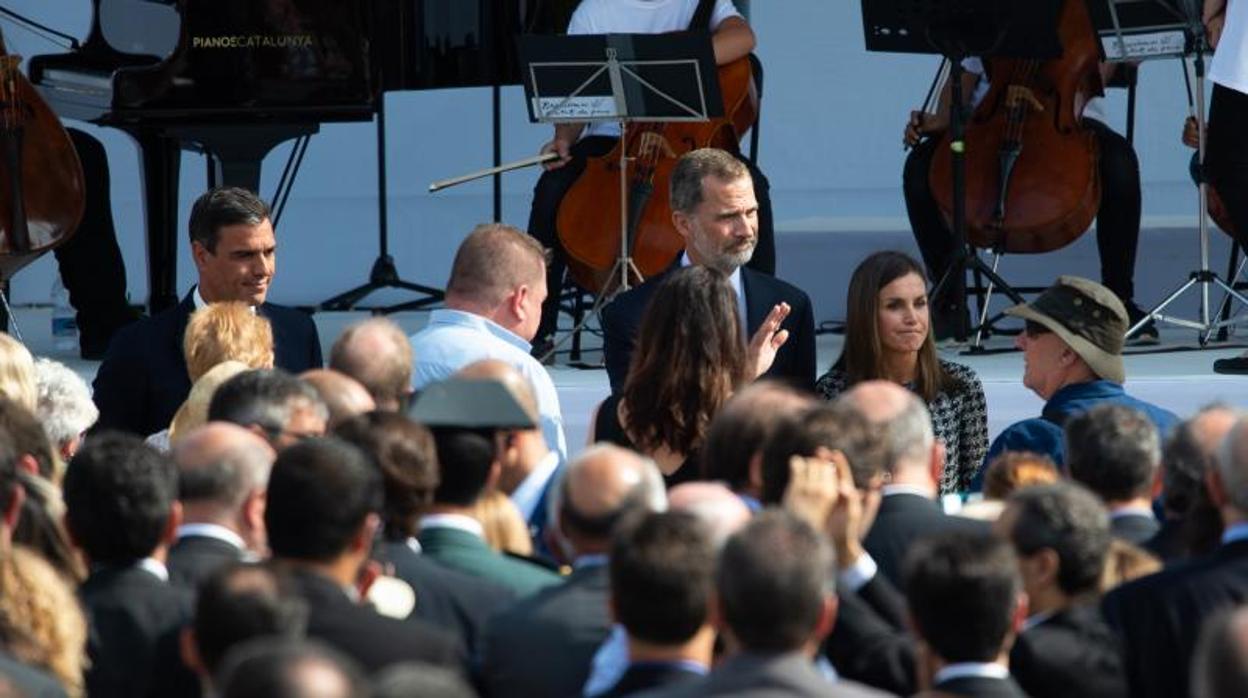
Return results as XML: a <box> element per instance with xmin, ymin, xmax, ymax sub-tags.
<box><xmin>184</xmin><ymin>302</ymin><xmax>275</xmax><ymax>382</ymax></box>
<box><xmin>445</xmin><ymin>222</ymin><xmax>547</xmax><ymax>341</ymax></box>
<box><xmin>63</xmin><ymin>432</ymin><xmax>179</xmax><ymax>566</ymax></box>
<box><xmin>0</xmin><ymin>332</ymin><xmax>36</xmax><ymax>413</ymax></box>
<box><xmin>1162</xmin><ymin>404</ymin><xmax>1238</xmax><ymax>516</ymax></box>
<box><xmin>1006</xmin><ymin>275</ymin><xmax>1127</xmax><ymax>398</ymax></box>
<box><xmin>189</xmin><ymin>186</ymin><xmax>276</xmax><ymax>306</ymax></box>
<box><xmin>329</xmin><ymin>318</ymin><xmax>414</xmax><ymax>411</ymax></box>
<box><xmin>701</xmin><ymin>380</ymin><xmax>814</xmax><ymax>496</ymax></box>
<box><xmin>839</xmin><ymin>251</ymin><xmax>949</xmax><ymax>402</ymax></box>
<box><xmin>716</xmin><ymin>510</ymin><xmax>836</xmax><ymax>655</ymax></box>
<box><xmin>1192</xmin><ymin>605</ymin><xmax>1248</xmax><ymax>698</ymax></box>
<box><xmin>372</xmin><ymin>663</ymin><xmax>477</xmax><ymax>698</ymax></box>
<box><xmin>611</xmin><ymin>511</ymin><xmax>716</xmax><ymax>652</ymax></box>
<box><xmin>840</xmin><ymin>380</ymin><xmax>941</xmax><ymax>488</ymax></box>
<box><xmin>667</xmin><ymin>481</ymin><xmax>752</xmax><ymax>548</ymax></box>
<box><xmin>982</xmin><ymin>451</ymin><xmax>1060</xmax><ymax>500</ymax></box>
<box><xmin>299</xmin><ymin>369</ymin><xmax>376</xmax><ymax>430</ymax></box>
<box><xmin>208</xmin><ymin>369</ymin><xmax>328</xmax><ymax>450</ymax></box>
<box><xmin>454</xmin><ymin>359</ymin><xmax>547</xmax><ymax>493</ymax></box>
<box><xmin>264</xmin><ymin>438</ymin><xmax>381</xmax><ymax>569</ymax></box>
<box><xmin>217</xmin><ymin>639</ymin><xmax>366</xmax><ymax>698</ymax></box>
<box><xmin>429</xmin><ymin>427</ymin><xmax>499</xmax><ymax>509</ymax></box>
<box><xmin>623</xmin><ymin>266</ymin><xmax>746</xmax><ymax>458</ymax></box>
<box><xmin>187</xmin><ymin>563</ymin><xmax>308</xmax><ymax>685</ymax></box>
<box><xmin>670</xmin><ymin>148</ymin><xmax>756</xmax><ymax>274</ymax></box>
<box><xmin>333</xmin><ymin>412</ymin><xmax>438</xmax><ymax>541</ymax></box>
<box><xmin>173</xmin><ymin>422</ymin><xmax>276</xmax><ymax>552</ymax></box>
<box><xmin>760</xmin><ymin>402</ymin><xmax>883</xmax><ymax>507</ymax></box>
<box><xmin>903</xmin><ymin>531</ymin><xmax>1023</xmax><ymax>664</ymax></box>
<box><xmin>998</xmin><ymin>482</ymin><xmax>1110</xmax><ymax>608</ymax></box>
<box><xmin>170</xmin><ymin>360</ymin><xmax>252</xmax><ymax>445</ymax></box>
<box><xmin>0</xmin><ymin>396</ymin><xmax>57</xmax><ymax>481</ymax></box>
<box><xmin>33</xmin><ymin>357</ymin><xmax>97</xmax><ymax>462</ymax></box>
<box><xmin>1213</xmin><ymin>416</ymin><xmax>1248</xmax><ymax>521</ymax></box>
<box><xmin>1066</xmin><ymin>403</ymin><xmax>1161</xmax><ymax>505</ymax></box>
<box><xmin>553</xmin><ymin>444</ymin><xmax>666</xmax><ymax>558</ymax></box>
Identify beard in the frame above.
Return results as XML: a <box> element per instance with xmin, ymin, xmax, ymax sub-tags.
<box><xmin>695</xmin><ymin>235</ymin><xmax>756</xmax><ymax>274</ymax></box>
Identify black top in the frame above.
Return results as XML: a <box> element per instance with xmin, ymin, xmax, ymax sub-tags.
<box><xmin>167</xmin><ymin>534</ymin><xmax>244</xmax><ymax>592</ymax></box>
<box><xmin>816</xmin><ymin>359</ymin><xmax>988</xmax><ymax>493</ymax></box>
<box><xmin>1011</xmin><ymin>603</ymin><xmax>1126</xmax><ymax>698</ymax></box>
<box><xmin>595</xmin><ymin>394</ymin><xmax>700</xmax><ymax>488</ymax></box>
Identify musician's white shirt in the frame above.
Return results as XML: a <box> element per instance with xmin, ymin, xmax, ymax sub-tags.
<box><xmin>569</xmin><ymin>0</ymin><xmax>744</xmax><ymax>139</ymax></box>
<box><xmin>1211</xmin><ymin>0</ymin><xmax>1248</xmax><ymax>94</ymax></box>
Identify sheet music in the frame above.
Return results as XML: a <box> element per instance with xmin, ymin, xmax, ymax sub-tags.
<box><xmin>1101</xmin><ymin>29</ymin><xmax>1187</xmax><ymax>58</ymax></box>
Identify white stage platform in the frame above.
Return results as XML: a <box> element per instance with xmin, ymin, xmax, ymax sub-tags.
<box><xmin>9</xmin><ymin>304</ymin><xmax>1248</xmax><ymax>460</ymax></box>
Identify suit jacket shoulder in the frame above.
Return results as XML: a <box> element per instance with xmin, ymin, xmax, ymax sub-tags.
<box><xmin>418</xmin><ymin>527</ymin><xmax>560</xmax><ymax>597</ymax></box>
<box><xmin>864</xmin><ymin>494</ymin><xmax>988</xmax><ymax>586</ymax></box>
<box><xmin>260</xmin><ymin>302</ymin><xmax>323</xmax><ymax>371</ymax></box>
<box><xmin>93</xmin><ymin>297</ymin><xmax>195</xmax><ymax>435</ymax></box>
<box><xmin>167</xmin><ymin>535</ymin><xmax>244</xmax><ymax>591</ymax></box>
<box><xmin>482</xmin><ymin>564</ymin><xmax>612</xmax><ymax>698</ymax></box>
<box><xmin>1011</xmin><ymin>604</ymin><xmax>1125</xmax><ymax>698</ymax></box>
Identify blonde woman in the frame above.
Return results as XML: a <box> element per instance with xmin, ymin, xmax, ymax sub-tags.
<box><xmin>0</xmin><ymin>333</ymin><xmax>37</xmax><ymax>413</ymax></box>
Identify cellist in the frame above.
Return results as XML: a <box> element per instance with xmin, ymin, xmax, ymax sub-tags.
<box><xmin>523</xmin><ymin>0</ymin><xmax>773</xmax><ymax>356</ymax></box>
<box><xmin>901</xmin><ymin>57</ymin><xmax>1157</xmax><ymax>345</ymax></box>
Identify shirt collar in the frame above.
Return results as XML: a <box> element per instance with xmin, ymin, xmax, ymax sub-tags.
<box><xmin>137</xmin><ymin>557</ymin><xmax>170</xmax><ymax>582</ymax></box>
<box><xmin>405</xmin><ymin>537</ymin><xmax>422</xmax><ymax>554</ymax></box>
<box><xmin>1109</xmin><ymin>505</ymin><xmax>1156</xmax><ymax>521</ymax></box>
<box><xmin>1021</xmin><ymin>608</ymin><xmax>1059</xmax><ymax>633</ymax></box>
<box><xmin>176</xmin><ymin>523</ymin><xmax>246</xmax><ymax>550</ymax></box>
<box><xmin>934</xmin><ymin>662</ymin><xmax>1010</xmax><ymax>684</ymax></box>
<box><xmin>574</xmin><ymin>553</ymin><xmax>609</xmax><ymax>571</ymax></box>
<box><xmin>628</xmin><ymin>659</ymin><xmax>709</xmax><ymax>675</ymax></box>
<box><xmin>430</xmin><ymin>308</ymin><xmax>530</xmax><ymax>352</ymax></box>
<box><xmin>1222</xmin><ymin>522</ymin><xmax>1248</xmax><ymax>546</ymax></box>
<box><xmin>510</xmin><ymin>451</ymin><xmax>561</xmax><ymax>522</ymax></box>
<box><xmin>881</xmin><ymin>483</ymin><xmax>935</xmax><ymax>499</ymax></box>
<box><xmin>419</xmin><ymin>513</ymin><xmax>485</xmax><ymax>539</ymax></box>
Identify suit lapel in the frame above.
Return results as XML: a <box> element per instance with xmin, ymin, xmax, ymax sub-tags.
<box><xmin>741</xmin><ymin>267</ymin><xmax>766</xmax><ymax>336</ymax></box>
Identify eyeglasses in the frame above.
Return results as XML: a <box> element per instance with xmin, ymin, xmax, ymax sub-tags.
<box><xmin>258</xmin><ymin>423</ymin><xmax>320</xmax><ymax>444</ymax></box>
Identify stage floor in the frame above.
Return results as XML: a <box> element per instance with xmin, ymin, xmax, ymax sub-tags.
<box><xmin>11</xmin><ymin>305</ymin><xmax>1247</xmax><ymax>457</ymax></box>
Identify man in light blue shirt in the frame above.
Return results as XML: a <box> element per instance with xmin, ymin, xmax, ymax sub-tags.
<box><xmin>411</xmin><ymin>223</ymin><xmax>568</xmax><ymax>461</ymax></box>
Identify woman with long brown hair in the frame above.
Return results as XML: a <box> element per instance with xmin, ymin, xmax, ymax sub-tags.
<box><xmin>590</xmin><ymin>265</ymin><xmax>786</xmax><ymax>485</ymax></box>
<box><xmin>816</xmin><ymin>251</ymin><xmax>987</xmax><ymax>492</ymax></box>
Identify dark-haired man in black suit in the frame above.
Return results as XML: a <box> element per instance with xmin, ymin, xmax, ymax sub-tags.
<box><xmin>63</xmin><ymin>432</ymin><xmax>193</xmax><ymax>698</ymax></box>
<box><xmin>600</xmin><ymin>148</ymin><xmax>814</xmax><ymax>393</ymax></box>
<box><xmin>998</xmin><ymin>482</ymin><xmax>1126</xmax><ymax>698</ymax></box>
<box><xmin>1065</xmin><ymin>404</ymin><xmax>1162</xmax><ymax>545</ymax></box>
<box><xmin>265</xmin><ymin>437</ymin><xmax>464</xmax><ymax>675</ymax></box>
<box><xmin>1103</xmin><ymin>415</ymin><xmax>1248</xmax><ymax>698</ymax></box>
<box><xmin>93</xmin><ymin>186</ymin><xmax>322</xmax><ymax>437</ymax></box>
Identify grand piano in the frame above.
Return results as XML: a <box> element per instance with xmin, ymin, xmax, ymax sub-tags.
<box><xmin>28</xmin><ymin>0</ymin><xmax>578</xmax><ymax>312</ymax></box>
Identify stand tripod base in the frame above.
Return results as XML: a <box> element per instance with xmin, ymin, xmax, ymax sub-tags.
<box><xmin>536</xmin><ymin>256</ymin><xmax>644</xmax><ymax>365</ymax></box>
<box><xmin>1130</xmin><ymin>270</ymin><xmax>1248</xmax><ymax>346</ymax></box>
<box><xmin>320</xmin><ymin>255</ymin><xmax>444</xmax><ymax>312</ymax></box>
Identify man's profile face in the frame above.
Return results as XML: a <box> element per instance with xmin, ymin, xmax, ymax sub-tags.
<box><xmin>675</xmin><ymin>174</ymin><xmax>758</xmax><ymax>274</ymax></box>
<box><xmin>193</xmin><ymin>219</ymin><xmax>277</xmax><ymax>305</ymax></box>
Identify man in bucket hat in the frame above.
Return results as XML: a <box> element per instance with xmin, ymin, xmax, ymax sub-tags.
<box><xmin>984</xmin><ymin>276</ymin><xmax>1178</xmax><ymax>468</ymax></box>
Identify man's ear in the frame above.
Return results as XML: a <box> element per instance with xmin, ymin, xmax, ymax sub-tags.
<box><xmin>15</xmin><ymin>454</ymin><xmax>38</xmax><ymax>477</ymax></box>
<box><xmin>352</xmin><ymin>513</ymin><xmax>381</xmax><ymax>554</ymax></box>
<box><xmin>812</xmin><ymin>593</ymin><xmax>838</xmax><ymax>643</ymax></box>
<box><xmin>244</xmin><ymin>490</ymin><xmax>266</xmax><ymax>535</ymax></box>
<box><xmin>162</xmin><ymin>501</ymin><xmax>184</xmax><ymax>548</ymax></box>
<box><xmin>1150</xmin><ymin>465</ymin><xmax>1165</xmax><ymax>500</ymax></box>
<box><xmin>1206</xmin><ymin>466</ymin><xmax>1228</xmax><ymax>509</ymax></box>
<box><xmin>3</xmin><ymin>483</ymin><xmax>24</xmax><ymax>532</ymax></box>
<box><xmin>180</xmin><ymin>626</ymin><xmax>205</xmax><ymax>678</ymax></box>
<box><xmin>190</xmin><ymin>240</ymin><xmax>212</xmax><ymax>271</ymax></box>
<box><xmin>671</xmin><ymin>209</ymin><xmax>693</xmax><ymax>241</ymax></box>
<box><xmin>746</xmin><ymin>451</ymin><xmax>764</xmax><ymax>497</ymax></box>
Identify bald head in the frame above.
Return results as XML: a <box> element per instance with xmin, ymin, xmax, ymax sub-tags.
<box><xmin>300</xmin><ymin>370</ymin><xmax>376</xmax><ymax>429</ymax></box>
<box><xmin>1216</xmin><ymin>417</ymin><xmax>1248</xmax><ymax>515</ymax></box>
<box><xmin>668</xmin><ymin>481</ymin><xmax>751</xmax><ymax>548</ymax></box>
<box><xmin>840</xmin><ymin>380</ymin><xmax>935</xmax><ymax>475</ymax></box>
<box><xmin>454</xmin><ymin>359</ymin><xmax>539</xmax><ymax>421</ymax></box>
<box><xmin>557</xmin><ymin>444</ymin><xmax>665</xmax><ymax>554</ymax></box>
<box><xmin>329</xmin><ymin>318</ymin><xmax>413</xmax><ymax>411</ymax></box>
<box><xmin>173</xmin><ymin>422</ymin><xmax>275</xmax><ymax>548</ymax></box>
<box><xmin>1193</xmin><ymin>406</ymin><xmax>1239</xmax><ymax>455</ymax></box>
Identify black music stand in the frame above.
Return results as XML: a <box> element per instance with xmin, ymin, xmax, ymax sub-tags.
<box><xmin>862</xmin><ymin>0</ymin><xmax>1061</xmax><ymax>347</ymax></box>
<box><xmin>516</xmin><ymin>32</ymin><xmax>721</xmax><ymax>358</ymax></box>
<box><xmin>319</xmin><ymin>90</ymin><xmax>444</xmax><ymax>313</ymax></box>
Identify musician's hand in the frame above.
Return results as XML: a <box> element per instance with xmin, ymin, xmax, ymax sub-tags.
<box><xmin>1183</xmin><ymin>116</ymin><xmax>1201</xmax><ymax>149</ymax></box>
<box><xmin>746</xmin><ymin>302</ymin><xmax>790</xmax><ymax>378</ymax></box>
<box><xmin>904</xmin><ymin>110</ymin><xmax>946</xmax><ymax>147</ymax></box>
<box><xmin>541</xmin><ymin>137</ymin><xmax>573</xmax><ymax>170</ymax></box>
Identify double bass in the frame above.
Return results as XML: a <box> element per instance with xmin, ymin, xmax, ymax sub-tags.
<box><xmin>554</xmin><ymin>54</ymin><xmax>759</xmax><ymax>294</ymax></box>
<box><xmin>929</xmin><ymin>0</ymin><xmax>1102</xmax><ymax>254</ymax></box>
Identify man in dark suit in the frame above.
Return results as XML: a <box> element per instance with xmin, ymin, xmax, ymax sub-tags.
<box><xmin>904</xmin><ymin>531</ymin><xmax>1028</xmax><ymax>698</ymax></box>
<box><xmin>93</xmin><ymin>186</ymin><xmax>323</xmax><ymax>437</ymax></box>
<box><xmin>167</xmin><ymin>423</ymin><xmax>275</xmax><ymax>590</ymax></box>
<box><xmin>265</xmin><ymin>437</ymin><xmax>464</xmax><ymax>675</ymax></box>
<box><xmin>642</xmin><ymin>511</ymin><xmax>887</xmax><ymax>698</ymax></box>
<box><xmin>842</xmin><ymin>381</ymin><xmax>987</xmax><ymax>586</ymax></box>
<box><xmin>62</xmin><ymin>432</ymin><xmax>193</xmax><ymax>698</ymax></box>
<box><xmin>1103</xmin><ymin>415</ymin><xmax>1248</xmax><ymax>698</ymax></box>
<box><xmin>600</xmin><ymin>148</ymin><xmax>815</xmax><ymax>393</ymax></box>
<box><xmin>482</xmin><ymin>444</ymin><xmax>665</xmax><ymax>698</ymax></box>
<box><xmin>1147</xmin><ymin>405</ymin><xmax>1237</xmax><ymax>562</ymax></box>
<box><xmin>1066</xmin><ymin>404</ymin><xmax>1162</xmax><ymax>545</ymax></box>
<box><xmin>1191</xmin><ymin>605</ymin><xmax>1248</xmax><ymax>698</ymax></box>
<box><xmin>598</xmin><ymin>511</ymin><xmax>716</xmax><ymax>698</ymax></box>
<box><xmin>999</xmin><ymin>482</ymin><xmax>1126</xmax><ymax>698</ymax></box>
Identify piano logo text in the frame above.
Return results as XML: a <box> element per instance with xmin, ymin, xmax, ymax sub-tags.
<box><xmin>192</xmin><ymin>35</ymin><xmax>314</xmax><ymax>50</ymax></box>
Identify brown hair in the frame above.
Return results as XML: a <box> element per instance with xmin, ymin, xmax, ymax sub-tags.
<box><xmin>669</xmin><ymin>148</ymin><xmax>751</xmax><ymax>215</ymax></box>
<box><xmin>446</xmin><ymin>223</ymin><xmax>548</xmax><ymax>308</ymax></box>
<box><xmin>837</xmin><ymin>251</ymin><xmax>953</xmax><ymax>402</ymax></box>
<box><xmin>622</xmin><ymin>266</ymin><xmax>746</xmax><ymax>457</ymax></box>
<box><xmin>982</xmin><ymin>451</ymin><xmax>1060</xmax><ymax>500</ymax></box>
<box><xmin>334</xmin><ymin>412</ymin><xmax>438</xmax><ymax>540</ymax></box>
<box><xmin>183</xmin><ymin>302</ymin><xmax>275</xmax><ymax>381</ymax></box>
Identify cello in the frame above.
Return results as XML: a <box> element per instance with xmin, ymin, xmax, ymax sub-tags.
<box><xmin>0</xmin><ymin>28</ymin><xmax>84</xmax><ymax>284</ymax></box>
<box><xmin>553</xmin><ymin>54</ymin><xmax>758</xmax><ymax>294</ymax></box>
<box><xmin>928</xmin><ymin>0</ymin><xmax>1102</xmax><ymax>254</ymax></box>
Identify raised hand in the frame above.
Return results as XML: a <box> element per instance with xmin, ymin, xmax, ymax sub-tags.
<box><xmin>747</xmin><ymin>301</ymin><xmax>791</xmax><ymax>378</ymax></box>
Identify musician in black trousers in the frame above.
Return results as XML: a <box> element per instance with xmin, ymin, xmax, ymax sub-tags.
<box><xmin>525</xmin><ymin>0</ymin><xmax>773</xmax><ymax>354</ymax></box>
<box><xmin>55</xmin><ymin>128</ymin><xmax>138</xmax><ymax>358</ymax></box>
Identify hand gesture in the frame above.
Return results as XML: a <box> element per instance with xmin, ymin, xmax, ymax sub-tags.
<box><xmin>747</xmin><ymin>302</ymin><xmax>791</xmax><ymax>379</ymax></box>
<box><xmin>783</xmin><ymin>454</ymin><xmax>840</xmax><ymax>531</ymax></box>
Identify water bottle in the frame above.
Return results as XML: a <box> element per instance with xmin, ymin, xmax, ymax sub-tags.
<box><xmin>50</xmin><ymin>274</ymin><xmax>78</xmax><ymax>353</ymax></box>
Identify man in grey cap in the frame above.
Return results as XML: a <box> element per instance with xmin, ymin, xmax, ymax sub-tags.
<box><xmin>984</xmin><ymin>276</ymin><xmax>1178</xmax><ymax>468</ymax></box>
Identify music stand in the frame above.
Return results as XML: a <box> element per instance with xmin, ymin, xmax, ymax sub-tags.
<box><xmin>863</xmin><ymin>0</ymin><xmax>1062</xmax><ymax>347</ymax></box>
<box><xmin>1086</xmin><ymin>0</ymin><xmax>1248</xmax><ymax>344</ymax></box>
<box><xmin>516</xmin><ymin>32</ymin><xmax>721</xmax><ymax>356</ymax></box>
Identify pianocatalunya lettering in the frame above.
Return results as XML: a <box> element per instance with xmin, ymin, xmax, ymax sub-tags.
<box><xmin>192</xmin><ymin>35</ymin><xmax>314</xmax><ymax>50</ymax></box>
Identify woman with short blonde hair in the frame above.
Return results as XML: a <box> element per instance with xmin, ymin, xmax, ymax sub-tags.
<box><xmin>0</xmin><ymin>333</ymin><xmax>37</xmax><ymax>413</ymax></box>
<box><xmin>183</xmin><ymin>302</ymin><xmax>274</xmax><ymax>382</ymax></box>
